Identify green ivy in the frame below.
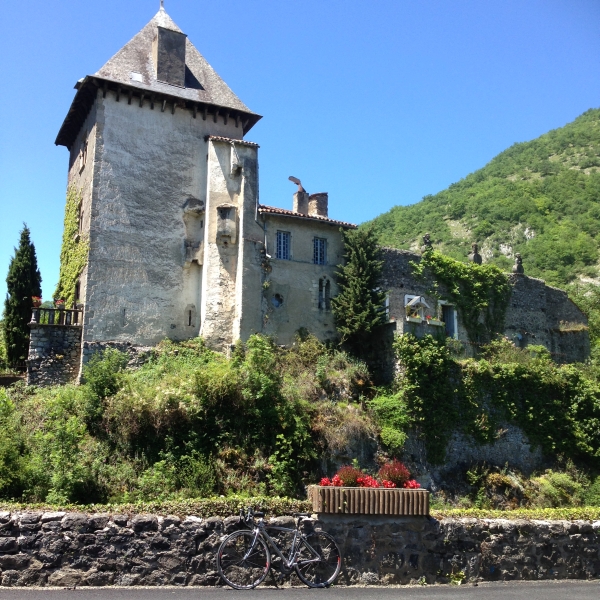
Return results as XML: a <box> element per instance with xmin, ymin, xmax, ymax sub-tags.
<box><xmin>411</xmin><ymin>250</ymin><xmax>511</xmax><ymax>344</ymax></box>
<box><xmin>394</xmin><ymin>335</ymin><xmax>600</xmax><ymax>467</ymax></box>
<box><xmin>54</xmin><ymin>186</ymin><xmax>89</xmax><ymax>305</ymax></box>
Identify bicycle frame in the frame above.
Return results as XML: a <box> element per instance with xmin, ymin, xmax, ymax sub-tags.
<box><xmin>243</xmin><ymin>521</ymin><xmax>321</xmax><ymax>571</ymax></box>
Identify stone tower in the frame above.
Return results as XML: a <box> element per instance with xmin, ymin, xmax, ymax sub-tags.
<box><xmin>55</xmin><ymin>6</ymin><xmax>262</xmax><ymax>353</ymax></box>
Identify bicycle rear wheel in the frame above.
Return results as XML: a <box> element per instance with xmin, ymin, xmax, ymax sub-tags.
<box><xmin>295</xmin><ymin>531</ymin><xmax>342</xmax><ymax>588</ymax></box>
<box><xmin>217</xmin><ymin>530</ymin><xmax>271</xmax><ymax>589</ymax></box>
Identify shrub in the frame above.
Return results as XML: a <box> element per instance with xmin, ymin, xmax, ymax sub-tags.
<box><xmin>529</xmin><ymin>470</ymin><xmax>585</xmax><ymax>508</ymax></box>
<box><xmin>335</xmin><ymin>465</ymin><xmax>364</xmax><ymax>486</ymax></box>
<box><xmin>583</xmin><ymin>477</ymin><xmax>600</xmax><ymax>507</ymax></box>
<box><xmin>378</xmin><ymin>460</ymin><xmax>410</xmax><ymax>487</ymax></box>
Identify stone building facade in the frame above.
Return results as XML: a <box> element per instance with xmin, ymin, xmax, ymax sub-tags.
<box><xmin>53</xmin><ymin>7</ymin><xmax>354</xmax><ymax>367</ymax></box>
<box><xmin>31</xmin><ymin>7</ymin><xmax>589</xmax><ymax>386</ymax></box>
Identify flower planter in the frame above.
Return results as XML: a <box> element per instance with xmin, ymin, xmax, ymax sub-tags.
<box><xmin>308</xmin><ymin>485</ymin><xmax>429</xmax><ymax>516</ymax></box>
<box><xmin>405</xmin><ymin>316</ymin><xmax>423</xmax><ymax>324</ymax></box>
<box><xmin>426</xmin><ymin>319</ymin><xmax>444</xmax><ymax>327</ymax></box>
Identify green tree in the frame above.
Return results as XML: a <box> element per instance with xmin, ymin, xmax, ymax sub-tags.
<box><xmin>3</xmin><ymin>225</ymin><xmax>42</xmax><ymax>366</ymax></box>
<box><xmin>331</xmin><ymin>227</ymin><xmax>387</xmax><ymax>354</ymax></box>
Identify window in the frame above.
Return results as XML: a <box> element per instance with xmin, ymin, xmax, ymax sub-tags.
<box><xmin>318</xmin><ymin>278</ymin><xmax>331</xmax><ymax>310</ymax></box>
<box><xmin>441</xmin><ymin>304</ymin><xmax>457</xmax><ymax>338</ymax></box>
<box><xmin>276</xmin><ymin>231</ymin><xmax>291</xmax><ymax>260</ymax></box>
<box><xmin>313</xmin><ymin>238</ymin><xmax>327</xmax><ymax>265</ymax></box>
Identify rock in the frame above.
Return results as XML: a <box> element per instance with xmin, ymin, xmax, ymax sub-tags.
<box><xmin>0</xmin><ymin>537</ymin><xmax>18</xmax><ymax>553</ymax></box>
<box><xmin>18</xmin><ymin>513</ymin><xmax>42</xmax><ymax>525</ymax></box>
<box><xmin>111</xmin><ymin>514</ymin><xmax>129</xmax><ymax>527</ymax></box>
<box><xmin>131</xmin><ymin>514</ymin><xmax>158</xmax><ymax>532</ymax></box>
<box><xmin>41</xmin><ymin>512</ymin><xmax>66</xmax><ymax>523</ymax></box>
<box><xmin>61</xmin><ymin>513</ymin><xmax>89</xmax><ymax>532</ymax></box>
<box><xmin>0</xmin><ymin>512</ymin><xmax>11</xmax><ymax>523</ymax></box>
<box><xmin>48</xmin><ymin>568</ymin><xmax>83</xmax><ymax>587</ymax></box>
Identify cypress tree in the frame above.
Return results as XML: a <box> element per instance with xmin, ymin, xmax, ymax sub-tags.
<box><xmin>3</xmin><ymin>225</ymin><xmax>42</xmax><ymax>366</ymax></box>
<box><xmin>331</xmin><ymin>226</ymin><xmax>386</xmax><ymax>354</ymax></box>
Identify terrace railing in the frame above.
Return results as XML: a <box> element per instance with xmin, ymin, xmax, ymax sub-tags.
<box><xmin>30</xmin><ymin>308</ymin><xmax>83</xmax><ymax>326</ymax></box>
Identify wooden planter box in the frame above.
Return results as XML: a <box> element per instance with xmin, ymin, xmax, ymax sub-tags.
<box><xmin>308</xmin><ymin>486</ymin><xmax>429</xmax><ymax>516</ymax></box>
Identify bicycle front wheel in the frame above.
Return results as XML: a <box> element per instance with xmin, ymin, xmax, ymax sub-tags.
<box><xmin>217</xmin><ymin>530</ymin><xmax>271</xmax><ymax>589</ymax></box>
<box><xmin>295</xmin><ymin>531</ymin><xmax>342</xmax><ymax>588</ymax></box>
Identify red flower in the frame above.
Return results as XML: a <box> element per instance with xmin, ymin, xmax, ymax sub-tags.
<box><xmin>356</xmin><ymin>475</ymin><xmax>379</xmax><ymax>488</ymax></box>
<box><xmin>382</xmin><ymin>480</ymin><xmax>396</xmax><ymax>488</ymax></box>
<box><xmin>320</xmin><ymin>477</ymin><xmax>332</xmax><ymax>486</ymax></box>
<box><xmin>403</xmin><ymin>479</ymin><xmax>421</xmax><ymax>489</ymax></box>
<box><xmin>331</xmin><ymin>474</ymin><xmax>343</xmax><ymax>487</ymax></box>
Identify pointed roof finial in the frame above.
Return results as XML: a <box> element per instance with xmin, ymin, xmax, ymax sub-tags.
<box><xmin>160</xmin><ymin>0</ymin><xmax>164</xmax><ymax>9</ymax></box>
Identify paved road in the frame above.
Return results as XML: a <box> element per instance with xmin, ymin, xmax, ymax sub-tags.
<box><xmin>0</xmin><ymin>581</ymin><xmax>598</xmax><ymax>600</ymax></box>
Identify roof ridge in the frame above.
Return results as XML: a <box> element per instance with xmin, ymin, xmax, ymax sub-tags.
<box><xmin>258</xmin><ymin>205</ymin><xmax>356</xmax><ymax>228</ymax></box>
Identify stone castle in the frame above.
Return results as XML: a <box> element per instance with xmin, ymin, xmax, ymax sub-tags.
<box><xmin>27</xmin><ymin>7</ymin><xmax>589</xmax><ymax>385</ymax></box>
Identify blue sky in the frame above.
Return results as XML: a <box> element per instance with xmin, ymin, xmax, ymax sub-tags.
<box><xmin>1</xmin><ymin>0</ymin><xmax>599</xmax><ymax>302</ymax></box>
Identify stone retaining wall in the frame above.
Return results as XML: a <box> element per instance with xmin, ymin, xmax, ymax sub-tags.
<box><xmin>0</xmin><ymin>511</ymin><xmax>598</xmax><ymax>587</ymax></box>
<box><xmin>26</xmin><ymin>325</ymin><xmax>82</xmax><ymax>387</ymax></box>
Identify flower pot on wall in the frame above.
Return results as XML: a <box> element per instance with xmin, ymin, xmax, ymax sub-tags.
<box><xmin>308</xmin><ymin>486</ymin><xmax>429</xmax><ymax>516</ymax></box>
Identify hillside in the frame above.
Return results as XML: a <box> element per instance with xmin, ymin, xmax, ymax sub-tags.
<box><xmin>369</xmin><ymin>109</ymin><xmax>600</xmax><ymax>287</ymax></box>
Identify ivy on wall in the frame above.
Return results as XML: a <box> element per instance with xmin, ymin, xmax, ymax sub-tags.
<box><xmin>54</xmin><ymin>186</ymin><xmax>89</xmax><ymax>306</ymax></box>
<box><xmin>411</xmin><ymin>250</ymin><xmax>511</xmax><ymax>344</ymax></box>
<box><xmin>393</xmin><ymin>334</ymin><xmax>600</xmax><ymax>467</ymax></box>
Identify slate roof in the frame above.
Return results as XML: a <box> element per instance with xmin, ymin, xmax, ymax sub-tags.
<box><xmin>206</xmin><ymin>135</ymin><xmax>260</xmax><ymax>148</ymax></box>
<box><xmin>56</xmin><ymin>8</ymin><xmax>261</xmax><ymax>148</ymax></box>
<box><xmin>258</xmin><ymin>205</ymin><xmax>357</xmax><ymax>229</ymax></box>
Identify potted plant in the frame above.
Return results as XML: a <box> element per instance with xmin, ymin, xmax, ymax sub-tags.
<box><xmin>309</xmin><ymin>460</ymin><xmax>429</xmax><ymax>516</ymax></box>
<box><xmin>55</xmin><ymin>299</ymin><xmax>66</xmax><ymax>310</ymax></box>
<box><xmin>32</xmin><ymin>296</ymin><xmax>42</xmax><ymax>308</ymax></box>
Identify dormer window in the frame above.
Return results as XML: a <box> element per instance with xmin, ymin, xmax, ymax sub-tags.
<box><xmin>405</xmin><ymin>295</ymin><xmax>430</xmax><ymax>323</ymax></box>
<box><xmin>155</xmin><ymin>26</ymin><xmax>187</xmax><ymax>87</ymax></box>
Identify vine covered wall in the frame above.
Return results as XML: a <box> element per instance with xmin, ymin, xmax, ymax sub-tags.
<box><xmin>411</xmin><ymin>249</ymin><xmax>512</xmax><ymax>344</ymax></box>
<box><xmin>54</xmin><ymin>186</ymin><xmax>89</xmax><ymax>305</ymax></box>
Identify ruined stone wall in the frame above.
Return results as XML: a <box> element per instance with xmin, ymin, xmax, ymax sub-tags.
<box><xmin>379</xmin><ymin>248</ymin><xmax>589</xmax><ymax>363</ymax></box>
<box><xmin>81</xmin><ymin>341</ymin><xmax>154</xmax><ymax>370</ymax></box>
<box><xmin>0</xmin><ymin>510</ymin><xmax>598</xmax><ymax>587</ymax></box>
<box><xmin>26</xmin><ymin>325</ymin><xmax>82</xmax><ymax>387</ymax></box>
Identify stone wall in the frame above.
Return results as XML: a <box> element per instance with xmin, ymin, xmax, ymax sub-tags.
<box><xmin>0</xmin><ymin>510</ymin><xmax>598</xmax><ymax>587</ymax></box>
<box><xmin>81</xmin><ymin>341</ymin><xmax>154</xmax><ymax>370</ymax></box>
<box><xmin>26</xmin><ymin>325</ymin><xmax>82</xmax><ymax>387</ymax></box>
<box><xmin>378</xmin><ymin>248</ymin><xmax>589</xmax><ymax>364</ymax></box>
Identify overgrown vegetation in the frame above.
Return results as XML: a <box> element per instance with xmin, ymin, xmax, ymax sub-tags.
<box><xmin>369</xmin><ymin>108</ymin><xmax>600</xmax><ymax>288</ymax></box>
<box><xmin>411</xmin><ymin>250</ymin><xmax>512</xmax><ymax>343</ymax></box>
<box><xmin>2</xmin><ymin>225</ymin><xmax>42</xmax><ymax>367</ymax></box>
<box><xmin>385</xmin><ymin>335</ymin><xmax>600</xmax><ymax>466</ymax></box>
<box><xmin>54</xmin><ymin>186</ymin><xmax>88</xmax><ymax>305</ymax></box>
<box><xmin>331</xmin><ymin>226</ymin><xmax>387</xmax><ymax>355</ymax></box>
<box><xmin>0</xmin><ymin>334</ymin><xmax>370</xmax><ymax>504</ymax></box>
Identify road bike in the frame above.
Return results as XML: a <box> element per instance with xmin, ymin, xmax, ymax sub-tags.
<box><xmin>216</xmin><ymin>507</ymin><xmax>342</xmax><ymax>589</ymax></box>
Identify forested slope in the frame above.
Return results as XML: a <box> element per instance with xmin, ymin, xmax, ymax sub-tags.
<box><xmin>369</xmin><ymin>108</ymin><xmax>600</xmax><ymax>287</ymax></box>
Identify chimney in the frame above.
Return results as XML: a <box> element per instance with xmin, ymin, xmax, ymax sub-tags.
<box><xmin>293</xmin><ymin>191</ymin><xmax>309</xmax><ymax>215</ymax></box>
<box><xmin>308</xmin><ymin>193</ymin><xmax>328</xmax><ymax>218</ymax></box>
<box><xmin>154</xmin><ymin>26</ymin><xmax>187</xmax><ymax>87</ymax></box>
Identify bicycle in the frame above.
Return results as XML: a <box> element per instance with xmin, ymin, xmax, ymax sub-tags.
<box><xmin>216</xmin><ymin>507</ymin><xmax>342</xmax><ymax>589</ymax></box>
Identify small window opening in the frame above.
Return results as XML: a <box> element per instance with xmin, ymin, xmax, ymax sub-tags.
<box><xmin>271</xmin><ymin>294</ymin><xmax>284</xmax><ymax>308</ymax></box>
<box><xmin>188</xmin><ymin>310</ymin><xmax>192</xmax><ymax>326</ymax></box>
<box><xmin>442</xmin><ymin>304</ymin><xmax>456</xmax><ymax>338</ymax></box>
<box><xmin>318</xmin><ymin>278</ymin><xmax>331</xmax><ymax>310</ymax></box>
